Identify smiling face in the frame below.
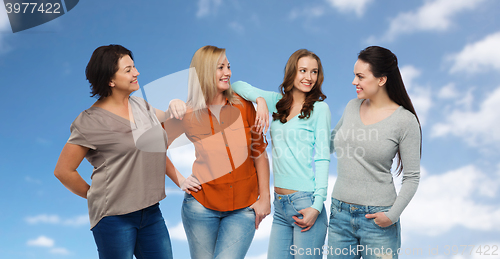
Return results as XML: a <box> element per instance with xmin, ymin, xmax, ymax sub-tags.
<box><xmin>352</xmin><ymin>59</ymin><xmax>386</xmax><ymax>99</ymax></box>
<box><xmin>293</xmin><ymin>56</ymin><xmax>318</xmax><ymax>94</ymax></box>
<box><xmin>215</xmin><ymin>54</ymin><xmax>231</xmax><ymax>93</ymax></box>
<box><xmin>109</xmin><ymin>55</ymin><xmax>140</xmax><ymax>94</ymax></box>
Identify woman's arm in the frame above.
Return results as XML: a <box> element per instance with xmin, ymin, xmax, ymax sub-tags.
<box><xmin>165</xmin><ymin>155</ymin><xmax>201</xmax><ymax>194</ymax></box>
<box><xmin>366</xmin><ymin>114</ymin><xmax>421</xmax><ymax>226</ymax></box>
<box><xmin>155</xmin><ymin>99</ymin><xmax>187</xmax><ymax>124</ymax></box>
<box><xmin>330</xmin><ymin>111</ymin><xmax>345</xmax><ymax>154</ymax></box>
<box><xmin>292</xmin><ymin>102</ymin><xmax>331</xmax><ymax>232</ymax></box>
<box><xmin>54</xmin><ymin>143</ymin><xmax>90</xmax><ymax>199</ymax></box>
<box><xmin>250</xmin><ymin>152</ymin><xmax>271</xmax><ymax>229</ymax></box>
<box><xmin>231</xmin><ymin>81</ymin><xmax>281</xmax><ymax>114</ymax></box>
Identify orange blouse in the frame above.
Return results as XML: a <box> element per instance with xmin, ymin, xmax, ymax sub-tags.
<box><xmin>164</xmin><ymin>94</ymin><xmax>267</xmax><ymax>211</ymax></box>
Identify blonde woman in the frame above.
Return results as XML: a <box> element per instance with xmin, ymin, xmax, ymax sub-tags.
<box><xmin>164</xmin><ymin>45</ymin><xmax>270</xmax><ymax>259</ymax></box>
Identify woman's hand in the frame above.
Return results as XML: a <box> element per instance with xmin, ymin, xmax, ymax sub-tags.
<box><xmin>250</xmin><ymin>197</ymin><xmax>271</xmax><ymax>229</ymax></box>
<box><xmin>180</xmin><ymin>175</ymin><xmax>202</xmax><ymax>194</ymax></box>
<box><xmin>292</xmin><ymin>207</ymin><xmax>320</xmax><ymax>232</ymax></box>
<box><xmin>167</xmin><ymin>99</ymin><xmax>187</xmax><ymax>120</ymax></box>
<box><xmin>365</xmin><ymin>212</ymin><xmax>393</xmax><ymax>228</ymax></box>
<box><xmin>254</xmin><ymin>97</ymin><xmax>269</xmax><ymax>134</ymax></box>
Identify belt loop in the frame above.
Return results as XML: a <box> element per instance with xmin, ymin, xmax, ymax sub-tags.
<box><xmin>338</xmin><ymin>200</ymin><xmax>342</xmax><ymax>212</ymax></box>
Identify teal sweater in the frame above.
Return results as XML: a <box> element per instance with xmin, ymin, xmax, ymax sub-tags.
<box><xmin>232</xmin><ymin>81</ymin><xmax>331</xmax><ymax>212</ymax></box>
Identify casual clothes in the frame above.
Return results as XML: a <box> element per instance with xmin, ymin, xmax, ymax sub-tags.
<box><xmin>163</xmin><ymin>94</ymin><xmax>267</xmax><ymax>211</ymax></box>
<box><xmin>330</xmin><ymin>98</ymin><xmax>420</xmax><ymax>223</ymax></box>
<box><xmin>164</xmin><ymin>94</ymin><xmax>267</xmax><ymax>259</ymax></box>
<box><xmin>68</xmin><ymin>96</ymin><xmax>168</xmax><ymax>229</ymax></box>
<box><xmin>328</xmin><ymin>98</ymin><xmax>420</xmax><ymax>259</ymax></box>
<box><xmin>231</xmin><ymin>80</ymin><xmax>331</xmax><ymax>259</ymax></box>
<box><xmin>231</xmin><ymin>81</ymin><xmax>331</xmax><ymax>212</ymax></box>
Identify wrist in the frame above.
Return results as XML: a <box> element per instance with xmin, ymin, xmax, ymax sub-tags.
<box><xmin>258</xmin><ymin>193</ymin><xmax>270</xmax><ymax>200</ymax></box>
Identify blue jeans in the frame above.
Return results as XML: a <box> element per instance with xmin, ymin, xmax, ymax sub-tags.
<box><xmin>181</xmin><ymin>193</ymin><xmax>256</xmax><ymax>259</ymax></box>
<box><xmin>267</xmin><ymin>191</ymin><xmax>328</xmax><ymax>259</ymax></box>
<box><xmin>91</xmin><ymin>203</ymin><xmax>173</xmax><ymax>259</ymax></box>
<box><xmin>327</xmin><ymin>198</ymin><xmax>401</xmax><ymax>259</ymax></box>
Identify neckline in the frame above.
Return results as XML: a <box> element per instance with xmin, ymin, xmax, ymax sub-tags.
<box><xmin>89</xmin><ymin>105</ymin><xmax>136</xmax><ymax>128</ymax></box>
<box><xmin>357</xmin><ymin>99</ymin><xmax>402</xmax><ymax>126</ymax></box>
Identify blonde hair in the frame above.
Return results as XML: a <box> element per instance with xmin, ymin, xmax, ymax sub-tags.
<box><xmin>187</xmin><ymin>45</ymin><xmax>239</xmax><ymax>114</ymax></box>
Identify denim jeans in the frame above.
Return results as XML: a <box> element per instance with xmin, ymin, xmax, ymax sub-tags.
<box><xmin>181</xmin><ymin>193</ymin><xmax>256</xmax><ymax>259</ymax></box>
<box><xmin>91</xmin><ymin>203</ymin><xmax>173</xmax><ymax>259</ymax></box>
<box><xmin>327</xmin><ymin>198</ymin><xmax>401</xmax><ymax>259</ymax></box>
<box><xmin>267</xmin><ymin>191</ymin><xmax>328</xmax><ymax>259</ymax></box>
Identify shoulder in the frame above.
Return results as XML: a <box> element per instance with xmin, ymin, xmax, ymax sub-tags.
<box><xmin>346</xmin><ymin>98</ymin><xmax>362</xmax><ymax>108</ymax></box>
<box><xmin>397</xmin><ymin>107</ymin><xmax>419</xmax><ymax>125</ymax></box>
<box><xmin>394</xmin><ymin>108</ymin><xmax>420</xmax><ymax>137</ymax></box>
<box><xmin>129</xmin><ymin>96</ymin><xmax>152</xmax><ymax>110</ymax></box>
<box><xmin>70</xmin><ymin>108</ymin><xmax>99</xmax><ymax>133</ymax></box>
<box><xmin>313</xmin><ymin>101</ymin><xmax>331</xmax><ymax>113</ymax></box>
<box><xmin>233</xmin><ymin>93</ymin><xmax>254</xmax><ymax>108</ymax></box>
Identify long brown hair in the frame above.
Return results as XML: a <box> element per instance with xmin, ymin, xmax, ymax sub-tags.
<box><xmin>272</xmin><ymin>49</ymin><xmax>326</xmax><ymax>123</ymax></box>
<box><xmin>358</xmin><ymin>46</ymin><xmax>422</xmax><ymax>175</ymax></box>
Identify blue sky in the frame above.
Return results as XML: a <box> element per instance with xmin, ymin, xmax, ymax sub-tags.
<box><xmin>1</xmin><ymin>0</ymin><xmax>500</xmax><ymax>258</ymax></box>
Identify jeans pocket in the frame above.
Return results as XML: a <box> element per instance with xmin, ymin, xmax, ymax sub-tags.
<box><xmin>368</xmin><ymin>206</ymin><xmax>394</xmax><ymax>229</ymax></box>
<box><xmin>183</xmin><ymin>193</ymin><xmax>196</xmax><ymax>204</ymax></box>
<box><xmin>329</xmin><ymin>203</ymin><xmax>338</xmax><ymax>220</ymax></box>
<box><xmin>290</xmin><ymin>194</ymin><xmax>314</xmax><ymax>215</ymax></box>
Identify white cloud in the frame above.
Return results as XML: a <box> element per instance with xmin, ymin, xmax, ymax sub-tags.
<box><xmin>25</xmin><ymin>214</ymin><xmax>88</xmax><ymax>227</ymax></box>
<box><xmin>408</xmin><ymin>87</ymin><xmax>432</xmax><ymax>126</ymax></box>
<box><xmin>437</xmin><ymin>83</ymin><xmax>459</xmax><ymax>99</ymax></box>
<box><xmin>253</xmin><ymin>214</ymin><xmax>273</xmax><ymax>240</ymax></box>
<box><xmin>1</xmin><ymin>5</ymin><xmax>11</xmax><ymax>52</ymax></box>
<box><xmin>50</xmin><ymin>247</ymin><xmax>71</xmax><ymax>255</ymax></box>
<box><xmin>325</xmin><ymin>0</ymin><xmax>373</xmax><ymax>17</ymax></box>
<box><xmin>27</xmin><ymin>236</ymin><xmax>55</xmax><ymax>247</ymax></box>
<box><xmin>229</xmin><ymin>21</ymin><xmax>244</xmax><ymax>34</ymax></box>
<box><xmin>400</xmin><ymin>65</ymin><xmax>432</xmax><ymax>126</ymax></box>
<box><xmin>289</xmin><ymin>6</ymin><xmax>326</xmax><ymax>21</ymax></box>
<box><xmin>400</xmin><ymin>65</ymin><xmax>421</xmax><ymax>90</ymax></box>
<box><xmin>26</xmin><ymin>236</ymin><xmax>71</xmax><ymax>255</ymax></box>
<box><xmin>380</xmin><ymin>0</ymin><xmax>487</xmax><ymax>41</ymax></box>
<box><xmin>168</xmin><ymin>221</ymin><xmax>187</xmax><ymax>241</ymax></box>
<box><xmin>403</xmin><ymin>165</ymin><xmax>500</xmax><ymax>236</ymax></box>
<box><xmin>431</xmin><ymin>86</ymin><xmax>500</xmax><ymax>148</ymax></box>
<box><xmin>25</xmin><ymin>176</ymin><xmax>42</xmax><ymax>184</ymax></box>
<box><xmin>449</xmin><ymin>31</ymin><xmax>500</xmax><ymax>74</ymax></box>
<box><xmin>196</xmin><ymin>0</ymin><xmax>222</xmax><ymax>18</ymax></box>
<box><xmin>167</xmin><ymin>143</ymin><xmax>196</xmax><ymax>177</ymax></box>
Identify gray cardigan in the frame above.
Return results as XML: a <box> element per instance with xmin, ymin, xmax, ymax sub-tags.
<box><xmin>330</xmin><ymin>98</ymin><xmax>421</xmax><ymax>223</ymax></box>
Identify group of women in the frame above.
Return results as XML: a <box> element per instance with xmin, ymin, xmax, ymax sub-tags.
<box><xmin>54</xmin><ymin>43</ymin><xmax>421</xmax><ymax>259</ymax></box>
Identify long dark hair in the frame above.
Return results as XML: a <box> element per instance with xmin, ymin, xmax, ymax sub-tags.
<box><xmin>358</xmin><ymin>46</ymin><xmax>422</xmax><ymax>175</ymax></box>
<box><xmin>273</xmin><ymin>49</ymin><xmax>326</xmax><ymax>123</ymax></box>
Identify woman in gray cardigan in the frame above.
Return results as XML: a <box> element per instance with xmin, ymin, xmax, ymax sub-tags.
<box><xmin>328</xmin><ymin>46</ymin><xmax>422</xmax><ymax>259</ymax></box>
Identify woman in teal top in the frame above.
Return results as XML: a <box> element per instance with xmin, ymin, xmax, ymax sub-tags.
<box><xmin>231</xmin><ymin>49</ymin><xmax>331</xmax><ymax>259</ymax></box>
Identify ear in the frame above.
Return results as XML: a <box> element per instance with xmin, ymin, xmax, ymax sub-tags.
<box><xmin>378</xmin><ymin>76</ymin><xmax>387</xmax><ymax>87</ymax></box>
<box><xmin>109</xmin><ymin>80</ymin><xmax>115</xmax><ymax>87</ymax></box>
